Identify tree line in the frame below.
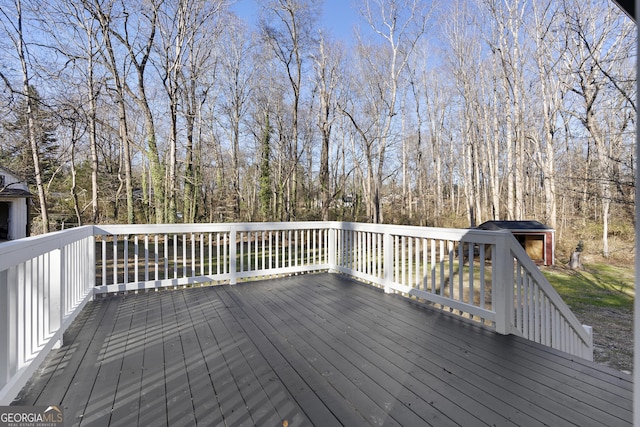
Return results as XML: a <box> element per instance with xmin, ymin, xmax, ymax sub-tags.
<box><xmin>0</xmin><ymin>0</ymin><xmax>635</xmax><ymax>257</ymax></box>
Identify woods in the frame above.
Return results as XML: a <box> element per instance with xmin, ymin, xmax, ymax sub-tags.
<box><xmin>0</xmin><ymin>0</ymin><xmax>635</xmax><ymax>257</ymax></box>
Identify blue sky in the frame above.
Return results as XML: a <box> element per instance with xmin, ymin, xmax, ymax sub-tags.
<box><xmin>230</xmin><ymin>0</ymin><xmax>362</xmax><ymax>41</ymax></box>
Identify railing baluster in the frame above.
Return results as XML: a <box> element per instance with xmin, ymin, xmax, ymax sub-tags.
<box><xmin>208</xmin><ymin>233</ymin><xmax>213</xmax><ymax>276</ymax></box>
<box><xmin>457</xmin><ymin>242</ymin><xmax>463</xmax><ymax>302</ymax></box>
<box><xmin>359</xmin><ymin>231</ymin><xmax>364</xmax><ymax>273</ymax></box>
<box><xmin>182</xmin><ymin>234</ymin><xmax>187</xmax><ymax>278</ymax></box>
<box><xmin>102</xmin><ymin>239</ymin><xmax>107</xmax><ymax>287</ymax></box>
<box><xmin>191</xmin><ymin>233</ymin><xmax>196</xmax><ymax>278</ymax></box>
<box><xmin>289</xmin><ymin>230</ymin><xmax>293</xmax><ymax>267</ymax></box>
<box><xmin>134</xmin><ymin>236</ymin><xmax>139</xmax><ymax>284</ymax></box>
<box><xmin>229</xmin><ymin>228</ymin><xmax>237</xmax><ymax>282</ymax></box>
<box><xmin>479</xmin><ymin>245</ymin><xmax>485</xmax><ymax>309</ymax></box>
<box><xmin>145</xmin><ymin>235</ymin><xmax>149</xmax><ymax>283</ymax></box>
<box><xmin>216</xmin><ymin>233</ymin><xmax>221</xmax><ymax>275</ymax></box>
<box><xmin>344</xmin><ymin>229</ymin><xmax>348</xmax><ymax>268</ymax></box>
<box><xmin>275</xmin><ymin>231</ymin><xmax>280</xmax><ymax>269</ymax></box>
<box><xmin>164</xmin><ymin>234</ymin><xmax>169</xmax><ymax>280</ymax></box>
<box><xmin>294</xmin><ymin>229</ymin><xmax>299</xmax><ymax>267</ymax></box>
<box><xmin>394</xmin><ymin>235</ymin><xmax>400</xmax><ymax>284</ymax></box>
<box><xmin>448</xmin><ymin>241</ymin><xmax>454</xmax><ymax>302</ymax></box>
<box><xmin>254</xmin><ymin>232</ymin><xmax>258</xmax><ymax>271</ymax></box>
<box><xmin>173</xmin><ymin>234</ymin><xmax>178</xmax><ymax>279</ymax></box>
<box><xmin>468</xmin><ymin>243</ymin><xmax>474</xmax><ymax>307</ymax></box>
<box><xmin>376</xmin><ymin>233</ymin><xmax>381</xmax><ymax>279</ymax></box>
<box><xmin>24</xmin><ymin>260</ymin><xmax>32</xmax><ymax>359</ymax></box>
<box><xmin>529</xmin><ymin>275</ymin><xmax>535</xmax><ymax>339</ymax></box>
<box><xmin>17</xmin><ymin>263</ymin><xmax>25</xmax><ymax>371</ymax></box>
<box><xmin>414</xmin><ymin>237</ymin><xmax>419</xmax><ymax>290</ymax></box>
<box><xmin>41</xmin><ymin>254</ymin><xmax>49</xmax><ymax>342</ymax></box>
<box><xmin>113</xmin><ymin>238</ymin><xmax>118</xmax><ymax>286</ymax></box>
<box><xmin>261</xmin><ymin>231</ymin><xmax>266</xmax><ymax>271</ymax></box>
<box><xmin>282</xmin><ymin>230</ymin><xmax>286</xmax><ymax>268</ymax></box>
<box><xmin>516</xmin><ymin>263</ymin><xmax>522</xmax><ymax>332</ymax></box>
<box><xmin>223</xmin><ymin>233</ymin><xmax>228</xmax><ymax>275</ymax></box>
<box><xmin>439</xmin><ymin>240</ymin><xmax>445</xmax><ymax>297</ymax></box>
<box><xmin>154</xmin><ymin>235</ymin><xmax>159</xmax><ymax>282</ymax></box>
<box><xmin>268</xmin><ymin>231</ymin><xmax>273</xmax><ymax>270</ymax></box>
<box><xmin>311</xmin><ymin>229</ymin><xmax>315</xmax><ymax>266</ymax></box>
<box><xmin>200</xmin><ymin>234</ymin><xmax>205</xmax><ymax>276</ymax></box>
<box><xmin>240</xmin><ymin>231</ymin><xmax>245</xmax><ymax>272</ymax></box>
<box><xmin>534</xmin><ymin>285</ymin><xmax>540</xmax><ymax>342</ymax></box>
<box><xmin>308</xmin><ymin>229</ymin><xmax>312</xmax><ymax>267</ymax></box>
<box><xmin>408</xmin><ymin>236</ymin><xmax>414</xmax><ymax>288</ymax></box>
<box><xmin>422</xmin><ymin>238</ymin><xmax>428</xmax><ymax>291</ymax></box>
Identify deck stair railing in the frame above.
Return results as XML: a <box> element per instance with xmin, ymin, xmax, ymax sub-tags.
<box><xmin>0</xmin><ymin>221</ymin><xmax>592</xmax><ymax>404</ymax></box>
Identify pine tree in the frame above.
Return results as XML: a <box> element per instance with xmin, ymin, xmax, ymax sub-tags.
<box><xmin>1</xmin><ymin>85</ymin><xmax>59</xmax><ymax>185</ymax></box>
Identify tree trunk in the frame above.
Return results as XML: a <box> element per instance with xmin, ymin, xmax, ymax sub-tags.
<box><xmin>568</xmin><ymin>251</ymin><xmax>583</xmax><ymax>270</ymax></box>
<box><xmin>16</xmin><ymin>1</ymin><xmax>49</xmax><ymax>233</ymax></box>
<box><xmin>86</xmin><ymin>28</ymin><xmax>100</xmax><ymax>223</ymax></box>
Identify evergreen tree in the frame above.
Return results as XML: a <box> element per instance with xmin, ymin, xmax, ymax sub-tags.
<box><xmin>259</xmin><ymin>112</ymin><xmax>272</xmax><ymax>220</ymax></box>
<box><xmin>1</xmin><ymin>85</ymin><xmax>59</xmax><ymax>185</ymax></box>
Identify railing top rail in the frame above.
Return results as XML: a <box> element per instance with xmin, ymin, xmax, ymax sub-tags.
<box><xmin>0</xmin><ymin>225</ymin><xmax>94</xmax><ymax>271</ymax></box>
<box><xmin>93</xmin><ymin>221</ymin><xmax>509</xmax><ymax>244</ymax></box>
<box><xmin>94</xmin><ymin>221</ymin><xmax>336</xmax><ymax>235</ymax></box>
<box><xmin>330</xmin><ymin>221</ymin><xmax>509</xmax><ymax>241</ymax></box>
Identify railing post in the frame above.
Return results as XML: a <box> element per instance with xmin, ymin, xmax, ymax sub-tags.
<box><xmin>0</xmin><ymin>269</ymin><xmax>10</xmax><ymax>386</ymax></box>
<box><xmin>49</xmin><ymin>248</ymin><xmax>63</xmax><ymax>349</ymax></box>
<box><xmin>0</xmin><ymin>266</ymin><xmax>18</xmax><ymax>403</ymax></box>
<box><xmin>383</xmin><ymin>231</ymin><xmax>393</xmax><ymax>293</ymax></box>
<box><xmin>229</xmin><ymin>227</ymin><xmax>237</xmax><ymax>285</ymax></box>
<box><xmin>328</xmin><ymin>227</ymin><xmax>336</xmax><ymax>273</ymax></box>
<box><xmin>493</xmin><ymin>231</ymin><xmax>514</xmax><ymax>335</ymax></box>
<box><xmin>582</xmin><ymin>325</ymin><xmax>593</xmax><ymax>361</ymax></box>
<box><xmin>88</xmin><ymin>235</ymin><xmax>95</xmax><ymax>300</ymax></box>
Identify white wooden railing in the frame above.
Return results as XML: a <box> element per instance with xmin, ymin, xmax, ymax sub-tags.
<box><xmin>0</xmin><ymin>221</ymin><xmax>593</xmax><ymax>404</ymax></box>
<box><xmin>0</xmin><ymin>227</ymin><xmax>95</xmax><ymax>405</ymax></box>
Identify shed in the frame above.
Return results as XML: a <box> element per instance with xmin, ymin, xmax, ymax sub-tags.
<box><xmin>0</xmin><ymin>166</ymin><xmax>32</xmax><ymax>241</ymax></box>
<box><xmin>477</xmin><ymin>220</ymin><xmax>555</xmax><ymax>266</ymax></box>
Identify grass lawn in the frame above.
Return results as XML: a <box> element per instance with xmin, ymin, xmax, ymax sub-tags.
<box><xmin>542</xmin><ymin>263</ymin><xmax>634</xmax><ymax>310</ymax></box>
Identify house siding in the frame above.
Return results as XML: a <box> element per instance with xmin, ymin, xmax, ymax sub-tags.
<box><xmin>0</xmin><ymin>167</ymin><xmax>31</xmax><ymax>240</ymax></box>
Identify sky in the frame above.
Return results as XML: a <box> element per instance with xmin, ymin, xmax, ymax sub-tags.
<box><xmin>230</xmin><ymin>0</ymin><xmax>363</xmax><ymax>41</ymax></box>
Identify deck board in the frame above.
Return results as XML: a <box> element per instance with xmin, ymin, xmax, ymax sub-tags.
<box><xmin>332</xmin><ymin>274</ymin><xmax>632</xmax><ymax>423</ymax></box>
<box><xmin>311</xmin><ymin>275</ymin><xmax>629</xmax><ymax>424</ymax></box>
<box><xmin>12</xmin><ymin>273</ymin><xmax>632</xmax><ymax>426</ymax></box>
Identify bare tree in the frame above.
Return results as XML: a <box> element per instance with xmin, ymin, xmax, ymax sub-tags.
<box><xmin>444</xmin><ymin>1</ymin><xmax>486</xmax><ymax>226</ymax></box>
<box><xmin>157</xmin><ymin>0</ymin><xmax>223</xmax><ymax>223</ymax></box>
<box><xmin>483</xmin><ymin>0</ymin><xmax>530</xmax><ymax>221</ymax></box>
<box><xmin>218</xmin><ymin>14</ymin><xmax>255</xmax><ymax>220</ymax></box>
<box><xmin>81</xmin><ymin>0</ymin><xmax>136</xmax><ymax>224</ymax></box>
<box><xmin>260</xmin><ymin>0</ymin><xmax>318</xmax><ymax>220</ymax></box>
<box><xmin>51</xmin><ymin>0</ymin><xmax>102</xmax><ymax>223</ymax></box>
<box><xmin>342</xmin><ymin>0</ymin><xmax>431</xmax><ymax>223</ymax></box>
<box><xmin>313</xmin><ymin>34</ymin><xmax>342</xmax><ymax>220</ymax></box>
<box><xmin>83</xmin><ymin>0</ymin><xmax>163</xmax><ymax>223</ymax></box>
<box><xmin>0</xmin><ymin>0</ymin><xmax>50</xmax><ymax>232</ymax></box>
<box><xmin>528</xmin><ymin>0</ymin><xmax>568</xmax><ymax>230</ymax></box>
<box><xmin>563</xmin><ymin>0</ymin><xmax>635</xmax><ymax>256</ymax></box>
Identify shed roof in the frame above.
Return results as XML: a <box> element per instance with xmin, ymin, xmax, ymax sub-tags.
<box><xmin>477</xmin><ymin>220</ymin><xmax>553</xmax><ymax>232</ymax></box>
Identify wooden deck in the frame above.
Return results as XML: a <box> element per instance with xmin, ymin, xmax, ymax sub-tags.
<box><xmin>13</xmin><ymin>273</ymin><xmax>631</xmax><ymax>426</ymax></box>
